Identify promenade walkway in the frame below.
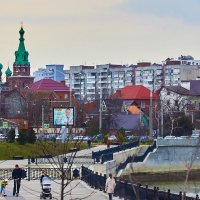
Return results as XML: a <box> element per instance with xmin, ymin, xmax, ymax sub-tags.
<box><xmin>0</xmin><ymin>179</ymin><xmax>120</xmax><ymax>200</ymax></box>
<box><xmin>0</xmin><ymin>145</ymin><xmax>120</xmax><ymax>199</ymax></box>
<box><xmin>0</xmin><ymin>145</ymin><xmax>110</xmax><ymax>169</ymax></box>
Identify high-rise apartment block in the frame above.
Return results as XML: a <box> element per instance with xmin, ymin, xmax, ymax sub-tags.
<box><xmin>65</xmin><ymin>64</ymin><xmax>133</xmax><ymax>101</ymax></box>
<box><xmin>163</xmin><ymin>56</ymin><xmax>200</xmax><ymax>87</ymax></box>
<box><xmin>134</xmin><ymin>55</ymin><xmax>200</xmax><ymax>91</ymax></box>
<box><xmin>32</xmin><ymin>55</ymin><xmax>200</xmax><ymax>100</ymax></box>
<box><xmin>134</xmin><ymin>62</ymin><xmax>163</xmax><ymax>91</ymax></box>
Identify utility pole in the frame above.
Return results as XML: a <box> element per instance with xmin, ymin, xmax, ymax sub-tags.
<box><xmin>149</xmin><ymin>88</ymin><xmax>153</xmax><ymax>138</ymax></box>
<box><xmin>99</xmin><ymin>82</ymin><xmax>102</xmax><ymax>133</ymax></box>
<box><xmin>69</xmin><ymin>74</ymin><xmax>72</xmax><ymax>107</ymax></box>
<box><xmin>161</xmin><ymin>99</ymin><xmax>164</xmax><ymax>137</ymax></box>
<box><xmin>42</xmin><ymin>105</ymin><xmax>44</xmax><ymax>134</ymax></box>
<box><xmin>0</xmin><ymin>86</ymin><xmax>2</xmax><ymax>118</ymax></box>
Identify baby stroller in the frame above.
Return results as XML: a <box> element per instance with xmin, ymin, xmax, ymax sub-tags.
<box><xmin>40</xmin><ymin>176</ymin><xmax>52</xmax><ymax>199</ymax></box>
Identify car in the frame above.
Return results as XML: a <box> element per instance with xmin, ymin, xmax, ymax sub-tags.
<box><xmin>0</xmin><ymin>134</ymin><xmax>6</xmax><ymax>141</ymax></box>
<box><xmin>125</xmin><ymin>135</ymin><xmax>134</xmax><ymax>141</ymax></box>
<box><xmin>83</xmin><ymin>136</ymin><xmax>92</xmax><ymax>141</ymax></box>
<box><xmin>92</xmin><ymin>134</ymin><xmax>103</xmax><ymax>142</ymax></box>
<box><xmin>139</xmin><ymin>136</ymin><xmax>150</xmax><ymax>142</ymax></box>
<box><xmin>73</xmin><ymin>136</ymin><xmax>84</xmax><ymax>141</ymax></box>
<box><xmin>56</xmin><ymin>135</ymin><xmax>62</xmax><ymax>141</ymax></box>
<box><xmin>178</xmin><ymin>136</ymin><xmax>189</xmax><ymax>139</ymax></box>
<box><xmin>108</xmin><ymin>135</ymin><xmax>117</xmax><ymax>141</ymax></box>
<box><xmin>191</xmin><ymin>134</ymin><xmax>200</xmax><ymax>138</ymax></box>
<box><xmin>108</xmin><ymin>135</ymin><xmax>120</xmax><ymax>145</ymax></box>
<box><xmin>164</xmin><ymin>136</ymin><xmax>176</xmax><ymax>139</ymax></box>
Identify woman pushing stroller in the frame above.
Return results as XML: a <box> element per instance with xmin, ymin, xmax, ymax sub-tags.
<box><xmin>40</xmin><ymin>171</ymin><xmax>49</xmax><ymax>184</ymax></box>
<box><xmin>40</xmin><ymin>171</ymin><xmax>52</xmax><ymax>199</ymax></box>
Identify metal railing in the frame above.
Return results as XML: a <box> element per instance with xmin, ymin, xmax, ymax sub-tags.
<box><xmin>81</xmin><ymin>166</ymin><xmax>199</xmax><ymax>200</ymax></box>
<box><xmin>0</xmin><ymin>167</ymin><xmax>81</xmax><ymax>180</ymax></box>
<box><xmin>116</xmin><ymin>141</ymin><xmax>157</xmax><ymax>173</ymax></box>
<box><xmin>92</xmin><ymin>140</ymin><xmax>139</xmax><ymax>163</ymax></box>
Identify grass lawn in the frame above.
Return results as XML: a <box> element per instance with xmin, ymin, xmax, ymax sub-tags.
<box><xmin>0</xmin><ymin>141</ymin><xmax>87</xmax><ymax>160</ymax></box>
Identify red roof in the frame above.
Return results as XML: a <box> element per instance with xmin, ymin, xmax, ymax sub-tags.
<box><xmin>29</xmin><ymin>79</ymin><xmax>70</xmax><ymax>91</ymax></box>
<box><xmin>110</xmin><ymin>85</ymin><xmax>159</xmax><ymax>100</ymax></box>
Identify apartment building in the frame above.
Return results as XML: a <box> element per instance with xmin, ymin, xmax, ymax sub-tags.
<box><xmin>65</xmin><ymin>64</ymin><xmax>133</xmax><ymax>101</ymax></box>
<box><xmin>33</xmin><ymin>64</ymin><xmax>65</xmax><ymax>82</ymax></box>
<box><xmin>134</xmin><ymin>62</ymin><xmax>163</xmax><ymax>91</ymax></box>
<box><xmin>134</xmin><ymin>56</ymin><xmax>200</xmax><ymax>90</ymax></box>
<box><xmin>65</xmin><ymin>65</ymin><xmax>95</xmax><ymax>100</ymax></box>
<box><xmin>163</xmin><ymin>56</ymin><xmax>200</xmax><ymax>87</ymax></box>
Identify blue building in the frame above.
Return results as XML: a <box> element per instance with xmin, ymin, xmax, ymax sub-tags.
<box><xmin>33</xmin><ymin>64</ymin><xmax>65</xmax><ymax>83</ymax></box>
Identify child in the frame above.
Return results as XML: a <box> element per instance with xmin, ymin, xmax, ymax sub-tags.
<box><xmin>0</xmin><ymin>179</ymin><xmax>8</xmax><ymax>196</ymax></box>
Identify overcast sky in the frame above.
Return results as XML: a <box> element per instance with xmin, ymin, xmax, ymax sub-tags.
<box><xmin>1</xmin><ymin>0</ymin><xmax>200</xmax><ymax>75</ymax></box>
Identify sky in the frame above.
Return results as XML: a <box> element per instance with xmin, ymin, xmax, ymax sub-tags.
<box><xmin>1</xmin><ymin>0</ymin><xmax>200</xmax><ymax>75</ymax></box>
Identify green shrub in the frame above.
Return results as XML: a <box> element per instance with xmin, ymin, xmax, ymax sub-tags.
<box><xmin>6</xmin><ymin>129</ymin><xmax>15</xmax><ymax>143</ymax></box>
<box><xmin>26</xmin><ymin>128</ymin><xmax>36</xmax><ymax>144</ymax></box>
<box><xmin>17</xmin><ymin>130</ymin><xmax>27</xmax><ymax>145</ymax></box>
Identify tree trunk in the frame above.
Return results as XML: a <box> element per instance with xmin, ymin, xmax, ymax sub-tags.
<box><xmin>60</xmin><ymin>170</ymin><xmax>65</xmax><ymax>200</ymax></box>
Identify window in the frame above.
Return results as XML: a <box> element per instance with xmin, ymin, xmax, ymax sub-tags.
<box><xmin>141</xmin><ymin>101</ymin><xmax>145</xmax><ymax>108</ymax></box>
<box><xmin>64</xmin><ymin>94</ymin><xmax>68</xmax><ymax>99</ymax></box>
<box><xmin>13</xmin><ymin>81</ymin><xmax>17</xmax><ymax>88</ymax></box>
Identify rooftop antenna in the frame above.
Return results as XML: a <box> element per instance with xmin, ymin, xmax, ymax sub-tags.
<box><xmin>21</xmin><ymin>21</ymin><xmax>23</xmax><ymax>28</ymax></box>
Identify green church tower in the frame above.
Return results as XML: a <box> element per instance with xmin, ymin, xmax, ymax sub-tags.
<box><xmin>13</xmin><ymin>26</ymin><xmax>30</xmax><ymax>67</ymax></box>
<box><xmin>7</xmin><ymin>25</ymin><xmax>34</xmax><ymax>90</ymax></box>
<box><xmin>0</xmin><ymin>63</ymin><xmax>3</xmax><ymax>82</ymax></box>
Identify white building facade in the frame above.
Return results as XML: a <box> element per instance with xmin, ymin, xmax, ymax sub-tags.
<box><xmin>65</xmin><ymin>64</ymin><xmax>133</xmax><ymax>101</ymax></box>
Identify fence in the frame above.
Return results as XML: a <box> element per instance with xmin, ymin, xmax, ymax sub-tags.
<box><xmin>0</xmin><ymin>167</ymin><xmax>81</xmax><ymax>181</ymax></box>
<box><xmin>116</xmin><ymin>141</ymin><xmax>157</xmax><ymax>173</ymax></box>
<box><xmin>81</xmin><ymin>166</ymin><xmax>199</xmax><ymax>200</ymax></box>
<box><xmin>92</xmin><ymin>140</ymin><xmax>140</xmax><ymax>164</ymax></box>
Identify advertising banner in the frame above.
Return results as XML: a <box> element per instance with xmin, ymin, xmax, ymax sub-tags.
<box><xmin>53</xmin><ymin>107</ymin><xmax>74</xmax><ymax>126</ymax></box>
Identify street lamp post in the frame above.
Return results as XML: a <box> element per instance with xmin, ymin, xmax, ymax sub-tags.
<box><xmin>42</xmin><ymin>105</ymin><xmax>44</xmax><ymax>134</ymax></box>
<box><xmin>160</xmin><ymin>98</ymin><xmax>164</xmax><ymax>137</ymax></box>
<box><xmin>149</xmin><ymin>88</ymin><xmax>153</xmax><ymax>138</ymax></box>
<box><xmin>99</xmin><ymin>85</ymin><xmax>102</xmax><ymax>133</ymax></box>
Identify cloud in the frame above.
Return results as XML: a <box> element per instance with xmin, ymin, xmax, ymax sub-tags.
<box><xmin>0</xmin><ymin>0</ymin><xmax>200</xmax><ymax>75</ymax></box>
<box><xmin>121</xmin><ymin>0</ymin><xmax>200</xmax><ymax>23</ymax></box>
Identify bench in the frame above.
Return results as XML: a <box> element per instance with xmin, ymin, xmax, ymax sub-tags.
<box><xmin>13</xmin><ymin>156</ymin><xmax>24</xmax><ymax>160</ymax></box>
<box><xmin>69</xmin><ymin>148</ymin><xmax>80</xmax><ymax>152</ymax></box>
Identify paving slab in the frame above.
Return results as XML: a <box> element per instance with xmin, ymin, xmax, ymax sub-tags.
<box><xmin>0</xmin><ymin>179</ymin><xmax>120</xmax><ymax>200</ymax></box>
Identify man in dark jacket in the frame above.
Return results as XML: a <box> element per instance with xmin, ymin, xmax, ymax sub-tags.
<box><xmin>12</xmin><ymin>164</ymin><xmax>22</xmax><ymax>197</ymax></box>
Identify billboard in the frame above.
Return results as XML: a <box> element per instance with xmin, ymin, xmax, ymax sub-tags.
<box><xmin>53</xmin><ymin>107</ymin><xmax>75</xmax><ymax>126</ymax></box>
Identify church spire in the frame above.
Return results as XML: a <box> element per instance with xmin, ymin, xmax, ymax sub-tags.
<box><xmin>0</xmin><ymin>63</ymin><xmax>3</xmax><ymax>82</ymax></box>
<box><xmin>13</xmin><ymin>25</ymin><xmax>30</xmax><ymax>66</ymax></box>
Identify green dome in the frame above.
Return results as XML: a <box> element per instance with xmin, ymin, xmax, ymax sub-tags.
<box><xmin>5</xmin><ymin>67</ymin><xmax>12</xmax><ymax>76</ymax></box>
<box><xmin>0</xmin><ymin>63</ymin><xmax>3</xmax><ymax>70</ymax></box>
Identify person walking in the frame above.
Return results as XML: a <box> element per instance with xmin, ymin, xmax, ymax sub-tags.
<box><xmin>40</xmin><ymin>171</ymin><xmax>49</xmax><ymax>185</ymax></box>
<box><xmin>12</xmin><ymin>164</ymin><xmax>22</xmax><ymax>197</ymax></box>
<box><xmin>0</xmin><ymin>179</ymin><xmax>8</xmax><ymax>196</ymax></box>
<box><xmin>105</xmin><ymin>173</ymin><xmax>116</xmax><ymax>200</ymax></box>
<box><xmin>106</xmin><ymin>139</ymin><xmax>111</xmax><ymax>148</ymax></box>
<box><xmin>87</xmin><ymin>138</ymin><xmax>91</xmax><ymax>149</ymax></box>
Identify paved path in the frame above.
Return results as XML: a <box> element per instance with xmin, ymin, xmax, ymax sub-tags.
<box><xmin>0</xmin><ymin>145</ymin><xmax>111</xmax><ymax>169</ymax></box>
<box><xmin>0</xmin><ymin>145</ymin><xmax>120</xmax><ymax>199</ymax></box>
<box><xmin>0</xmin><ymin>179</ymin><xmax>120</xmax><ymax>200</ymax></box>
